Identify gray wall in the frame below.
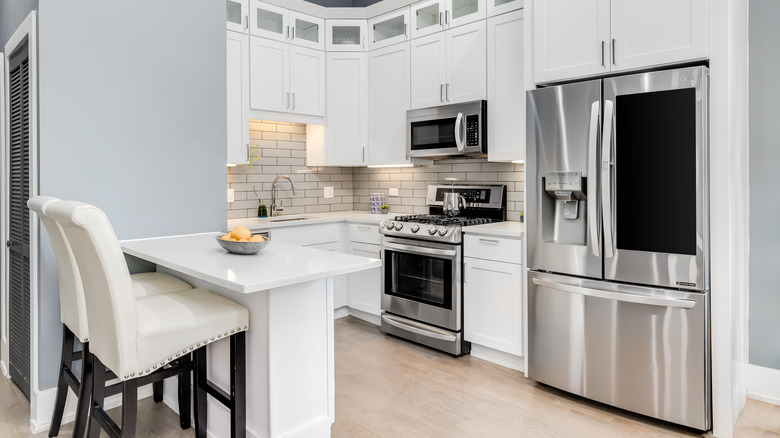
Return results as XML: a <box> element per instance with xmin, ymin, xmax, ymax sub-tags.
<box><xmin>0</xmin><ymin>0</ymin><xmax>37</xmax><ymax>48</ymax></box>
<box><xmin>749</xmin><ymin>0</ymin><xmax>780</xmax><ymax>370</ymax></box>
<box><xmin>34</xmin><ymin>0</ymin><xmax>227</xmax><ymax>389</ymax></box>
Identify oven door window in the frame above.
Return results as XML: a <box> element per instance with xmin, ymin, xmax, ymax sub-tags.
<box><xmin>410</xmin><ymin>118</ymin><xmax>457</xmax><ymax>151</ymax></box>
<box><xmin>385</xmin><ymin>249</ymin><xmax>453</xmax><ymax>309</ymax></box>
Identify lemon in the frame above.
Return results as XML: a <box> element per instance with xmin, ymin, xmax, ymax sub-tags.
<box><xmin>221</xmin><ymin>234</ymin><xmax>233</xmax><ymax>241</ymax></box>
<box><xmin>231</xmin><ymin>225</ymin><xmax>251</xmax><ymax>240</ymax></box>
<box><xmin>249</xmin><ymin>235</ymin><xmax>265</xmax><ymax>242</ymax></box>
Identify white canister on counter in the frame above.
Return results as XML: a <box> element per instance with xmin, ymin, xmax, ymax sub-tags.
<box><xmin>369</xmin><ymin>193</ymin><xmax>385</xmax><ymax>213</ymax></box>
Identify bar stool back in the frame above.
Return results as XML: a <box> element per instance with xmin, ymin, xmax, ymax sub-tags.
<box><xmin>46</xmin><ymin>200</ymin><xmax>247</xmax><ymax>438</ymax></box>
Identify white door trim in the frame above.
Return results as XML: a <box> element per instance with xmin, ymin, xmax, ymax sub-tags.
<box><xmin>0</xmin><ymin>50</ymin><xmax>6</xmax><ymax>379</ymax></box>
<box><xmin>3</xmin><ymin>10</ymin><xmax>40</xmax><ymax>425</ymax></box>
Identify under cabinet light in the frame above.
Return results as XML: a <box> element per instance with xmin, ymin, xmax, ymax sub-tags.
<box><xmin>512</xmin><ymin>160</ymin><xmax>525</xmax><ymax>164</ymax></box>
<box><xmin>367</xmin><ymin>164</ymin><xmax>415</xmax><ymax>168</ymax></box>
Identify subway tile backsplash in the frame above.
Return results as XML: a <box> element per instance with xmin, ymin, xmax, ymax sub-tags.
<box><xmin>228</xmin><ymin>120</ymin><xmax>525</xmax><ymax>222</ymax></box>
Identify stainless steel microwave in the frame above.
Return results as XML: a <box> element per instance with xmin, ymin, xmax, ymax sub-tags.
<box><xmin>407</xmin><ymin>100</ymin><xmax>487</xmax><ymax>159</ymax></box>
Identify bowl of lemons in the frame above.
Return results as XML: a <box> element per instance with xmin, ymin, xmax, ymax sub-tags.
<box><xmin>216</xmin><ymin>225</ymin><xmax>269</xmax><ymax>255</ymax></box>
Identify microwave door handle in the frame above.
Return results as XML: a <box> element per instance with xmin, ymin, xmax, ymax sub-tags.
<box><xmin>588</xmin><ymin>101</ymin><xmax>600</xmax><ymax>257</ymax></box>
<box><xmin>601</xmin><ymin>99</ymin><xmax>615</xmax><ymax>259</ymax></box>
<box><xmin>454</xmin><ymin>112</ymin><xmax>465</xmax><ymax>151</ymax></box>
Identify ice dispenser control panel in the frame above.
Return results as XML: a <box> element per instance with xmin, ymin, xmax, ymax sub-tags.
<box><xmin>545</xmin><ymin>172</ymin><xmax>584</xmax><ymax>219</ymax></box>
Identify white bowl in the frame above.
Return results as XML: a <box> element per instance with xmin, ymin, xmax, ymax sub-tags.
<box><xmin>215</xmin><ymin>235</ymin><xmax>269</xmax><ymax>255</ymax></box>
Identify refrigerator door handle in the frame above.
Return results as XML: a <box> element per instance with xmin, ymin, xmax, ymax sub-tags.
<box><xmin>532</xmin><ymin>278</ymin><xmax>697</xmax><ymax>309</ymax></box>
<box><xmin>601</xmin><ymin>99</ymin><xmax>615</xmax><ymax>258</ymax></box>
<box><xmin>588</xmin><ymin>101</ymin><xmax>600</xmax><ymax>257</ymax></box>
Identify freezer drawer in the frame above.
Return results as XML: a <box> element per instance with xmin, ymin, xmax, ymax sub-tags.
<box><xmin>527</xmin><ymin>272</ymin><xmax>710</xmax><ymax>430</ymax></box>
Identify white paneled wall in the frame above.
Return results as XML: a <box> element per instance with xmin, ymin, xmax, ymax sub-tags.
<box><xmin>228</xmin><ymin>121</ymin><xmax>525</xmax><ymax>221</ymax></box>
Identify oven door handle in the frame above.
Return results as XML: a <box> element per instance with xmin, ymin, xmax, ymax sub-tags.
<box><xmin>382</xmin><ymin>314</ymin><xmax>458</xmax><ymax>342</ymax></box>
<box><xmin>382</xmin><ymin>241</ymin><xmax>458</xmax><ymax>257</ymax></box>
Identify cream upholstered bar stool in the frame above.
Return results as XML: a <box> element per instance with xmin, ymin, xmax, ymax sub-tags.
<box><xmin>46</xmin><ymin>200</ymin><xmax>248</xmax><ymax>438</ymax></box>
<box><xmin>28</xmin><ymin>196</ymin><xmax>196</xmax><ymax>437</ymax></box>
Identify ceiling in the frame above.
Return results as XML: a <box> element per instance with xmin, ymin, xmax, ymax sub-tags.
<box><xmin>303</xmin><ymin>0</ymin><xmax>383</xmax><ymax>6</ymax></box>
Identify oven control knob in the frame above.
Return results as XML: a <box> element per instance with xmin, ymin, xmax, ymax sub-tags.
<box><xmin>427</xmin><ymin>226</ymin><xmax>437</xmax><ymax>235</ymax></box>
<box><xmin>380</xmin><ymin>220</ymin><xmax>387</xmax><ymax>229</ymax></box>
<box><xmin>385</xmin><ymin>221</ymin><xmax>395</xmax><ymax>230</ymax></box>
<box><xmin>411</xmin><ymin>224</ymin><xmax>420</xmax><ymax>233</ymax></box>
<box><xmin>394</xmin><ymin>222</ymin><xmax>404</xmax><ymax>231</ymax></box>
<box><xmin>437</xmin><ymin>226</ymin><xmax>449</xmax><ymax>236</ymax></box>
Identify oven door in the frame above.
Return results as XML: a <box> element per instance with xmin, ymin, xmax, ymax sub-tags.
<box><xmin>381</xmin><ymin>237</ymin><xmax>461</xmax><ymax>331</ymax></box>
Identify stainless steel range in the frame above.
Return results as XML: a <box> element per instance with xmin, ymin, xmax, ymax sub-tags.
<box><xmin>380</xmin><ymin>184</ymin><xmax>506</xmax><ymax>356</ymax></box>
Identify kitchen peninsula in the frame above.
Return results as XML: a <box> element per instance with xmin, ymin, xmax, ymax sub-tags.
<box><xmin>121</xmin><ymin>232</ymin><xmax>381</xmax><ymax>438</ymax></box>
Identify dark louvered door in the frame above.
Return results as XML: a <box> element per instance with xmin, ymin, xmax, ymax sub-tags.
<box><xmin>7</xmin><ymin>42</ymin><xmax>31</xmax><ymax>400</ymax></box>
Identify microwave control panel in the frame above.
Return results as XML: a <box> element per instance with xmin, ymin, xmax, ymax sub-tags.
<box><xmin>466</xmin><ymin>115</ymin><xmax>479</xmax><ymax>146</ymax></box>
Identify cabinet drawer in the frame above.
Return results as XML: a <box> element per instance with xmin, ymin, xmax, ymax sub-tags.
<box><xmin>271</xmin><ymin>223</ymin><xmax>341</xmax><ymax>246</ymax></box>
<box><xmin>464</xmin><ymin>234</ymin><xmax>522</xmax><ymax>264</ymax></box>
<box><xmin>348</xmin><ymin>223</ymin><xmax>380</xmax><ymax>245</ymax></box>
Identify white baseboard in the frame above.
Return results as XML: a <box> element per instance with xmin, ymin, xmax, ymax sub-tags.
<box><xmin>748</xmin><ymin>363</ymin><xmax>780</xmax><ymax>406</ymax></box>
<box><xmin>347</xmin><ymin>308</ymin><xmax>380</xmax><ymax>326</ymax></box>
<box><xmin>30</xmin><ymin>383</ymin><xmax>154</xmax><ymax>433</ymax></box>
<box><xmin>0</xmin><ymin>360</ymin><xmax>7</xmax><ymax>378</ymax></box>
<box><xmin>470</xmin><ymin>344</ymin><xmax>525</xmax><ymax>372</ymax></box>
<box><xmin>334</xmin><ymin>306</ymin><xmax>350</xmax><ymax>320</ymax></box>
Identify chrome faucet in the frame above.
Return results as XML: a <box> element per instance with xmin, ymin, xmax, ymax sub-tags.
<box><xmin>271</xmin><ymin>175</ymin><xmax>297</xmax><ymax>217</ymax></box>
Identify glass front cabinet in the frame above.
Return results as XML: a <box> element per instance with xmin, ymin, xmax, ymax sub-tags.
<box><xmin>368</xmin><ymin>9</ymin><xmax>410</xmax><ymax>50</ymax></box>
<box><xmin>326</xmin><ymin>19</ymin><xmax>368</xmax><ymax>51</ymax></box>
<box><xmin>226</xmin><ymin>0</ymin><xmax>249</xmax><ymax>32</ymax></box>
<box><xmin>249</xmin><ymin>0</ymin><xmax>324</xmax><ymax>50</ymax></box>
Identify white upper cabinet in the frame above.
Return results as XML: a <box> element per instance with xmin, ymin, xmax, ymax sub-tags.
<box><xmin>308</xmin><ymin>52</ymin><xmax>369</xmax><ymax>166</ymax></box>
<box><xmin>411</xmin><ymin>0</ymin><xmax>487</xmax><ymax>39</ymax></box>
<box><xmin>249</xmin><ymin>1</ymin><xmax>324</xmax><ymax>50</ymax></box>
<box><xmin>487</xmin><ymin>0</ymin><xmax>523</xmax><ymax>17</ymax></box>
<box><xmin>326</xmin><ymin>19</ymin><xmax>368</xmax><ymax>51</ymax></box>
<box><xmin>369</xmin><ymin>8</ymin><xmax>410</xmax><ymax>50</ymax></box>
<box><xmin>249</xmin><ymin>36</ymin><xmax>325</xmax><ymax>117</ymax></box>
<box><xmin>534</xmin><ymin>0</ymin><xmax>707</xmax><ymax>84</ymax></box>
<box><xmin>227</xmin><ymin>31</ymin><xmax>250</xmax><ymax>165</ymax></box>
<box><xmin>226</xmin><ymin>0</ymin><xmax>249</xmax><ymax>32</ymax></box>
<box><xmin>610</xmin><ymin>0</ymin><xmax>707</xmax><ymax>72</ymax></box>
<box><xmin>487</xmin><ymin>9</ymin><xmax>524</xmax><ymax>162</ymax></box>
<box><xmin>410</xmin><ymin>20</ymin><xmax>486</xmax><ymax>109</ymax></box>
<box><xmin>368</xmin><ymin>42</ymin><xmax>413</xmax><ymax>165</ymax></box>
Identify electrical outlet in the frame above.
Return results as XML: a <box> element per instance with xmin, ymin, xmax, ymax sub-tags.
<box><xmin>389</xmin><ymin>188</ymin><xmax>399</xmax><ymax>196</ymax></box>
<box><xmin>324</xmin><ymin>187</ymin><xmax>334</xmax><ymax>198</ymax></box>
<box><xmin>227</xmin><ymin>188</ymin><xmax>235</xmax><ymax>203</ymax></box>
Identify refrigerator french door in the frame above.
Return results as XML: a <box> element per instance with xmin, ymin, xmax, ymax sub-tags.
<box><xmin>526</xmin><ymin>66</ymin><xmax>710</xmax><ymax>430</ymax></box>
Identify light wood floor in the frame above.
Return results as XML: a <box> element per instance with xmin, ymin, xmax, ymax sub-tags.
<box><xmin>1</xmin><ymin>316</ymin><xmax>778</xmax><ymax>437</ymax></box>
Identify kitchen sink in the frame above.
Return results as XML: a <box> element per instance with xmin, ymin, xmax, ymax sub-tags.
<box><xmin>268</xmin><ymin>216</ymin><xmax>309</xmax><ymax>222</ymax></box>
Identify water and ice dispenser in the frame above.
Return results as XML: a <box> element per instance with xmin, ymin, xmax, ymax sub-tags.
<box><xmin>544</xmin><ymin>172</ymin><xmax>585</xmax><ymax>220</ymax></box>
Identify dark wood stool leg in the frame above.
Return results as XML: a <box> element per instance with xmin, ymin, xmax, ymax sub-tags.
<box><xmin>194</xmin><ymin>347</ymin><xmax>207</xmax><ymax>438</ymax></box>
<box><xmin>121</xmin><ymin>379</ymin><xmax>138</xmax><ymax>438</ymax></box>
<box><xmin>87</xmin><ymin>355</ymin><xmax>106</xmax><ymax>438</ymax></box>
<box><xmin>230</xmin><ymin>332</ymin><xmax>246</xmax><ymax>438</ymax></box>
<box><xmin>73</xmin><ymin>341</ymin><xmax>93</xmax><ymax>438</ymax></box>
<box><xmin>178</xmin><ymin>353</ymin><xmax>192</xmax><ymax>430</ymax></box>
<box><xmin>152</xmin><ymin>380</ymin><xmax>163</xmax><ymax>403</ymax></box>
<box><xmin>49</xmin><ymin>326</ymin><xmax>75</xmax><ymax>437</ymax></box>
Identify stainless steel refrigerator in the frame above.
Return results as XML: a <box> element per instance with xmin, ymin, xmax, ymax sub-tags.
<box><xmin>526</xmin><ymin>66</ymin><xmax>710</xmax><ymax>430</ymax></box>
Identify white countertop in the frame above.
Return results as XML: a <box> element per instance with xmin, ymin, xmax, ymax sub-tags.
<box><xmin>228</xmin><ymin>210</ymin><xmax>386</xmax><ymax>231</ymax></box>
<box><xmin>121</xmin><ymin>232</ymin><xmax>381</xmax><ymax>294</ymax></box>
<box><xmin>463</xmin><ymin>221</ymin><xmax>525</xmax><ymax>239</ymax></box>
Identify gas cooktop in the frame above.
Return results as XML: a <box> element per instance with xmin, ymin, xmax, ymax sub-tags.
<box><xmin>392</xmin><ymin>214</ymin><xmax>494</xmax><ymax>227</ymax></box>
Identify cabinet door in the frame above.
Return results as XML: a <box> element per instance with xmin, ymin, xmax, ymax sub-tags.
<box><xmin>326</xmin><ymin>19</ymin><xmax>368</xmax><ymax>51</ymax></box>
<box><xmin>411</xmin><ymin>0</ymin><xmax>445</xmax><ymax>39</ymax></box>
<box><xmin>534</xmin><ymin>0</ymin><xmax>610</xmax><ymax>84</ymax></box>
<box><xmin>226</xmin><ymin>0</ymin><xmax>249</xmax><ymax>32</ymax></box>
<box><xmin>368</xmin><ymin>43</ymin><xmax>412</xmax><ymax>165</ymax></box>
<box><xmin>487</xmin><ymin>10</ymin><xmax>524</xmax><ymax>162</ymax></box>
<box><xmin>249</xmin><ymin>0</ymin><xmax>289</xmax><ymax>42</ymax></box>
<box><xmin>369</xmin><ymin>9</ymin><xmax>410</xmax><ymax>50</ymax></box>
<box><xmin>464</xmin><ymin>257</ymin><xmax>523</xmax><ymax>355</ymax></box>
<box><xmin>487</xmin><ymin>0</ymin><xmax>523</xmax><ymax>17</ymax></box>
<box><xmin>227</xmin><ymin>31</ymin><xmax>250</xmax><ymax>165</ymax></box>
<box><xmin>290</xmin><ymin>10</ymin><xmax>325</xmax><ymax>50</ymax></box>
<box><xmin>348</xmin><ymin>242</ymin><xmax>382</xmax><ymax>316</ymax></box>
<box><xmin>446</xmin><ymin>20</ymin><xmax>486</xmax><ymax>104</ymax></box>
<box><xmin>249</xmin><ymin>36</ymin><xmax>289</xmax><ymax>112</ymax></box>
<box><xmin>325</xmin><ymin>52</ymin><xmax>368</xmax><ymax>165</ymax></box>
<box><xmin>410</xmin><ymin>32</ymin><xmax>447</xmax><ymax>109</ymax></box>
<box><xmin>446</xmin><ymin>0</ymin><xmax>486</xmax><ymax>29</ymax></box>
<box><xmin>289</xmin><ymin>46</ymin><xmax>325</xmax><ymax>117</ymax></box>
<box><xmin>611</xmin><ymin>0</ymin><xmax>707</xmax><ymax>72</ymax></box>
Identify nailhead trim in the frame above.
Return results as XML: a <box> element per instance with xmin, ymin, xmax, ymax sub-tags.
<box><xmin>124</xmin><ymin>325</ymin><xmax>249</xmax><ymax>379</ymax></box>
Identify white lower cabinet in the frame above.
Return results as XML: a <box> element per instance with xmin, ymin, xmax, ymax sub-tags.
<box><xmin>347</xmin><ymin>242</ymin><xmax>381</xmax><ymax>316</ymax></box>
<box><xmin>463</xmin><ymin>235</ymin><xmax>523</xmax><ymax>356</ymax></box>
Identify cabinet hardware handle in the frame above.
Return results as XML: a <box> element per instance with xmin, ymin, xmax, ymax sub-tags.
<box><xmin>362</xmin><ymin>35</ymin><xmax>365</xmax><ymax>48</ymax></box>
<box><xmin>292</xmin><ymin>27</ymin><xmax>296</xmax><ymax>40</ymax></box>
<box><xmin>612</xmin><ymin>38</ymin><xmax>616</xmax><ymax>65</ymax></box>
<box><xmin>440</xmin><ymin>84</ymin><xmax>444</xmax><ymax>102</ymax></box>
<box><xmin>246</xmin><ymin>144</ymin><xmax>250</xmax><ymax>162</ymax></box>
<box><xmin>286</xmin><ymin>92</ymin><xmax>289</xmax><ymax>109</ymax></box>
<box><xmin>243</xmin><ymin>15</ymin><xmax>248</xmax><ymax>30</ymax></box>
<box><xmin>404</xmin><ymin>23</ymin><xmax>408</xmax><ymax>36</ymax></box>
<box><xmin>601</xmin><ymin>41</ymin><xmax>605</xmax><ymax>66</ymax></box>
<box><xmin>292</xmin><ymin>93</ymin><xmax>296</xmax><ymax>110</ymax></box>
<box><xmin>445</xmin><ymin>10</ymin><xmax>449</xmax><ymax>25</ymax></box>
<box><xmin>446</xmin><ymin>83</ymin><xmax>450</xmax><ymax>101</ymax></box>
<box><xmin>479</xmin><ymin>238</ymin><xmax>500</xmax><ymax>243</ymax></box>
<box><xmin>357</xmin><ymin>226</ymin><xmax>371</xmax><ymax>230</ymax></box>
<box><xmin>286</xmin><ymin>25</ymin><xmax>289</xmax><ymax>39</ymax></box>
<box><xmin>440</xmin><ymin>12</ymin><xmax>444</xmax><ymax>26</ymax></box>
